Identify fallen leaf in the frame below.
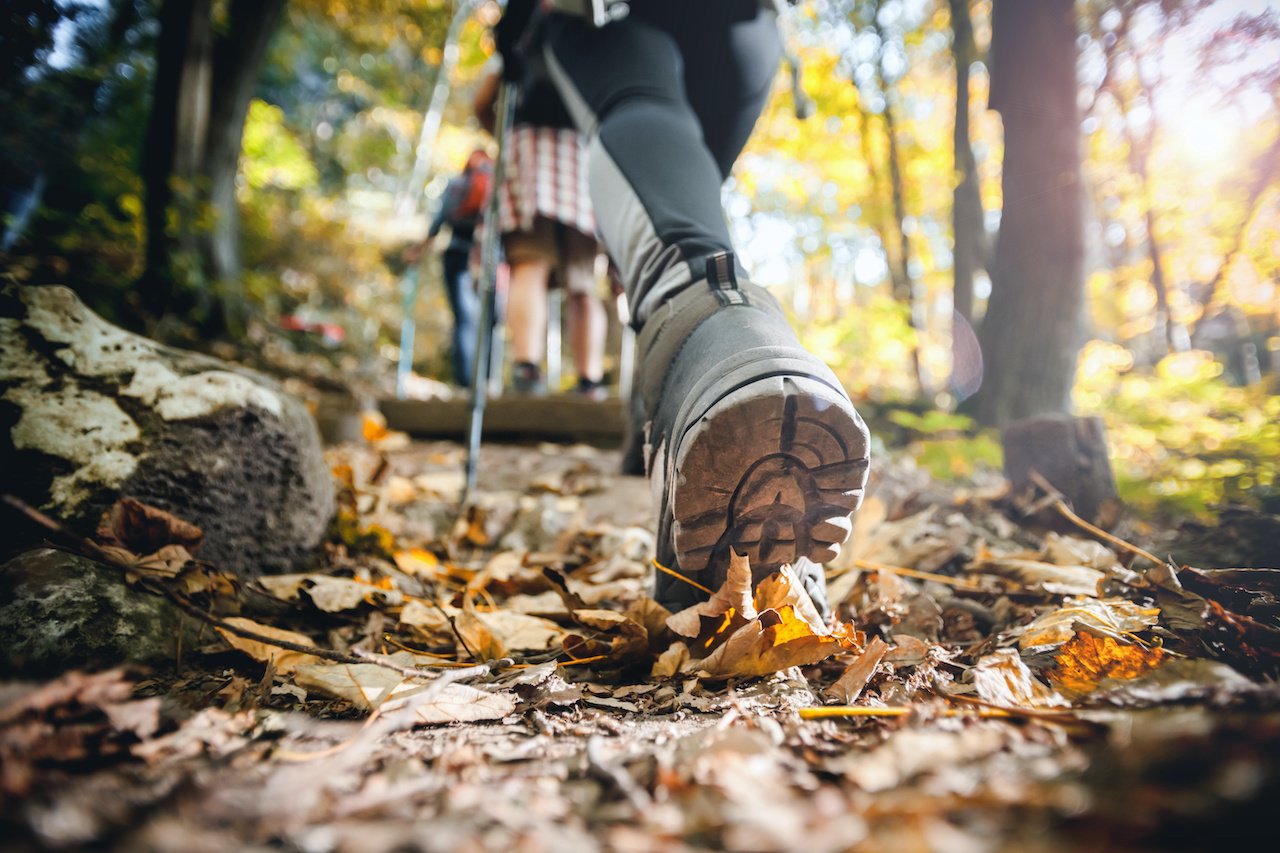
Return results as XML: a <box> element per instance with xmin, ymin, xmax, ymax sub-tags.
<box><xmin>971</xmin><ymin>553</ymin><xmax>1105</xmax><ymax>597</ymax></box>
<box><xmin>1018</xmin><ymin>597</ymin><xmax>1160</xmax><ymax>649</ymax></box>
<box><xmin>257</xmin><ymin>574</ymin><xmax>399</xmax><ymax>612</ymax></box>
<box><xmin>666</xmin><ymin>550</ymin><xmax>757</xmax><ymax>643</ymax></box>
<box><xmin>1045</xmin><ymin>630</ymin><xmax>1166</xmax><ymax>698</ymax></box>
<box><xmin>686</xmin><ymin>603</ymin><xmax>858</xmax><ymax>678</ymax></box>
<box><xmin>456</xmin><ymin>597</ymin><xmax>509</xmax><ymax>660</ymax></box>
<box><xmin>215</xmin><ymin>617</ymin><xmax>320</xmax><ymax>674</ymax></box>
<box><xmin>969</xmin><ymin>649</ymin><xmax>1066</xmax><ymax>708</ymax></box>
<box><xmin>1088</xmin><ymin>658</ymin><xmax>1258</xmax><ymax>706</ymax></box>
<box><xmin>396</xmin><ymin>683</ymin><xmax>517</xmax><ymax>725</ymax></box>
<box><xmin>473</xmin><ymin>610</ymin><xmax>567</xmax><ymax>652</ymax></box>
<box><xmin>293</xmin><ymin>663</ymin><xmax>411</xmax><ymax>710</ymax></box>
<box><xmin>652</xmin><ymin>642</ymin><xmax>690</xmax><ymax>679</ymax></box>
<box><xmin>394</xmin><ymin>548</ymin><xmax>443</xmax><ymax>578</ymax></box>
<box><xmin>96</xmin><ymin>497</ymin><xmax>204</xmax><ymax>554</ymax></box>
<box><xmin>827</xmin><ymin>636</ymin><xmax>890</xmax><ymax>703</ymax></box>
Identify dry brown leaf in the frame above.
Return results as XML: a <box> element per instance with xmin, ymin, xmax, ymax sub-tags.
<box><xmin>666</xmin><ymin>549</ymin><xmax>756</xmax><ymax>643</ymax></box>
<box><xmin>257</xmin><ymin>574</ymin><xmax>399</xmax><ymax>612</ymax></box>
<box><xmin>96</xmin><ymin>497</ymin><xmax>204</xmax><ymax>554</ymax></box>
<box><xmin>971</xmin><ymin>552</ymin><xmax>1104</xmax><ymax>597</ymax></box>
<box><xmin>570</xmin><ymin>608</ymin><xmax>649</xmax><ymax>659</ymax></box>
<box><xmin>456</xmin><ymin>597</ymin><xmax>509</xmax><ymax>660</ymax></box>
<box><xmin>826</xmin><ymin>636</ymin><xmax>890</xmax><ymax>703</ymax></box>
<box><xmin>969</xmin><ymin>649</ymin><xmax>1067</xmax><ymax>708</ymax></box>
<box><xmin>1046</xmin><ymin>630</ymin><xmax>1166</xmax><ymax>697</ymax></box>
<box><xmin>1018</xmin><ymin>597</ymin><xmax>1160</xmax><ymax>649</ymax></box>
<box><xmin>652</xmin><ymin>642</ymin><xmax>690</xmax><ymax>679</ymax></box>
<box><xmin>685</xmin><ymin>603</ymin><xmax>858</xmax><ymax>678</ymax></box>
<box><xmin>383</xmin><ymin>683</ymin><xmax>517</xmax><ymax>725</ymax></box>
<box><xmin>215</xmin><ymin>617</ymin><xmax>320</xmax><ymax>674</ymax></box>
<box><xmin>472</xmin><ymin>610</ymin><xmax>567</xmax><ymax>652</ymax></box>
<box><xmin>292</xmin><ymin>664</ymin><xmax>412</xmax><ymax>710</ymax></box>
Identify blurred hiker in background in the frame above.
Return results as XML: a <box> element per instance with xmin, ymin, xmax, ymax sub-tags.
<box><xmin>404</xmin><ymin>149</ymin><xmax>492</xmax><ymax>388</ymax></box>
<box><xmin>475</xmin><ymin>2</ymin><xmax>608</xmax><ymax>400</ymax></box>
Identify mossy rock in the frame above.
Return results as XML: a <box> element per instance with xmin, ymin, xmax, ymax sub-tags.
<box><xmin>0</xmin><ymin>548</ymin><xmax>206</xmax><ymax>676</ymax></box>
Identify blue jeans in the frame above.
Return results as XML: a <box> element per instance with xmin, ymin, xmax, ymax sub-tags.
<box><xmin>442</xmin><ymin>248</ymin><xmax>478</xmax><ymax>387</ymax></box>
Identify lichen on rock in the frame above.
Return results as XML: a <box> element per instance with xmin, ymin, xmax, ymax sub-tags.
<box><xmin>1</xmin><ymin>284</ymin><xmax>334</xmax><ymax>577</ymax></box>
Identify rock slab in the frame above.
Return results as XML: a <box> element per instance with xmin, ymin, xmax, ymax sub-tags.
<box><xmin>1</xmin><ymin>284</ymin><xmax>334</xmax><ymax>576</ymax></box>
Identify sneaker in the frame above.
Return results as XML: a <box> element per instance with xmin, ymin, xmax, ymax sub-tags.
<box><xmin>512</xmin><ymin>361</ymin><xmax>546</xmax><ymax>395</ymax></box>
<box><xmin>641</xmin><ymin>253</ymin><xmax>871</xmax><ymax>617</ymax></box>
<box><xmin>571</xmin><ymin>376</ymin><xmax>608</xmax><ymax>401</ymax></box>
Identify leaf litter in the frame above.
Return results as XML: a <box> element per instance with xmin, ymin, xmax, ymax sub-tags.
<box><xmin>3</xmin><ymin>440</ymin><xmax>1279</xmax><ymax>849</ymax></box>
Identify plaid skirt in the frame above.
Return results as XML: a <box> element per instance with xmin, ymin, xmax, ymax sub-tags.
<box><xmin>496</xmin><ymin>124</ymin><xmax>596</xmax><ymax>239</ymax></box>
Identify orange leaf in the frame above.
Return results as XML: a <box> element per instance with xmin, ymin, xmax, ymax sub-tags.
<box><xmin>1046</xmin><ymin>630</ymin><xmax>1165</xmax><ymax>697</ymax></box>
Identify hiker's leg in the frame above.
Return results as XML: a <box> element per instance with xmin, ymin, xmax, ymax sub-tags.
<box><xmin>506</xmin><ymin>259</ymin><xmax>549</xmax><ymax>366</ymax></box>
<box><xmin>560</xmin><ymin>225</ymin><xmax>605</xmax><ymax>386</ymax></box>
<box><xmin>442</xmin><ymin>248</ymin><xmax>477</xmax><ymax>387</ymax></box>
<box><xmin>543</xmin><ymin>12</ymin><xmax>739</xmax><ymax>323</ymax></box>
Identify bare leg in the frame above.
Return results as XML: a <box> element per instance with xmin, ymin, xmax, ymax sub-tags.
<box><xmin>567</xmin><ymin>291</ymin><xmax>605</xmax><ymax>383</ymax></box>
<box><xmin>507</xmin><ymin>260</ymin><xmax>550</xmax><ymax>365</ymax></box>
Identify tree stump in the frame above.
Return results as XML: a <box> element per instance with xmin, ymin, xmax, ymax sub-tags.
<box><xmin>1</xmin><ymin>284</ymin><xmax>334</xmax><ymax>576</ymax></box>
<box><xmin>1002</xmin><ymin>414</ymin><xmax>1121</xmax><ymax>528</ymax></box>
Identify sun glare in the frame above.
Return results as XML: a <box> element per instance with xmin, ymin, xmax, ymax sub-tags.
<box><xmin>1162</xmin><ymin>97</ymin><xmax>1238</xmax><ymax>171</ymax></box>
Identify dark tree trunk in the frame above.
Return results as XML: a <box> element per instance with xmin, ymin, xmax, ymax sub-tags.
<box><xmin>202</xmin><ymin>0</ymin><xmax>287</xmax><ymax>294</ymax></box>
<box><xmin>139</xmin><ymin>0</ymin><xmax>285</xmax><ymax>325</ymax></box>
<box><xmin>948</xmin><ymin>0</ymin><xmax>986</xmax><ymax>325</ymax></box>
<box><xmin>140</xmin><ymin>0</ymin><xmax>213</xmax><ymax>315</ymax></box>
<box><xmin>972</xmin><ymin>0</ymin><xmax>1085</xmax><ymax>429</ymax></box>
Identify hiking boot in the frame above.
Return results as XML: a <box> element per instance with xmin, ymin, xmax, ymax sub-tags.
<box><xmin>571</xmin><ymin>376</ymin><xmax>608</xmax><ymax>401</ymax></box>
<box><xmin>641</xmin><ymin>253</ymin><xmax>871</xmax><ymax>618</ymax></box>
<box><xmin>512</xmin><ymin>361</ymin><xmax>546</xmax><ymax>395</ymax></box>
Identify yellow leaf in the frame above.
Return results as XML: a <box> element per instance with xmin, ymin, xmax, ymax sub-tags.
<box><xmin>395</xmin><ymin>548</ymin><xmax>443</xmax><ymax>578</ymax></box>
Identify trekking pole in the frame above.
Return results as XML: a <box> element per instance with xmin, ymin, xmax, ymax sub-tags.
<box><xmin>395</xmin><ymin>0</ymin><xmax>480</xmax><ymax>399</ymax></box>
<box><xmin>398</xmin><ymin>0</ymin><xmax>481</xmax><ymax>215</ymax></box>
<box><xmin>462</xmin><ymin>81</ymin><xmax>516</xmax><ymax>504</ymax></box>
<box><xmin>395</xmin><ymin>264</ymin><xmax>421</xmax><ymax>399</ymax></box>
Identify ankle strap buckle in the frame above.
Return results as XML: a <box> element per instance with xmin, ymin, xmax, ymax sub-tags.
<box><xmin>706</xmin><ymin>252</ymin><xmax>738</xmax><ymax>291</ymax></box>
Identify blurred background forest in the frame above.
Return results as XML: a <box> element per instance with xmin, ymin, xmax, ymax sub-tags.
<box><xmin>3</xmin><ymin>0</ymin><xmax>1279</xmax><ymax>520</ymax></box>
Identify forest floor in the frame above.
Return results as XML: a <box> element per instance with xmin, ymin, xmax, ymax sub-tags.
<box><xmin>4</xmin><ymin>432</ymin><xmax>1279</xmax><ymax>852</ymax></box>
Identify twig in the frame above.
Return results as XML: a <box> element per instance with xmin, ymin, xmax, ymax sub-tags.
<box><xmin>798</xmin><ymin>705</ymin><xmax>1013</xmax><ymax>720</ymax></box>
<box><xmin>1025</xmin><ymin>471</ymin><xmax>1165</xmax><ymax>566</ymax></box>
<box><xmin>853</xmin><ymin>558</ymin><xmax>983</xmax><ymax>590</ymax></box>
<box><xmin>652</xmin><ymin>558</ymin><xmax>713</xmax><ymax>595</ymax></box>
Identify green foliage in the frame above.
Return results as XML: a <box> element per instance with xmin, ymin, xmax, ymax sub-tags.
<box><xmin>1076</xmin><ymin>342</ymin><xmax>1280</xmax><ymax>517</ymax></box>
<box><xmin>879</xmin><ymin>406</ymin><xmax>1003</xmax><ymax>482</ymax></box>
<box><xmin>241</xmin><ymin>101</ymin><xmax>319</xmax><ymax>191</ymax></box>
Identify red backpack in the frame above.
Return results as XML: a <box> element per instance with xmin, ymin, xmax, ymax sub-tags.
<box><xmin>450</xmin><ymin>162</ymin><xmax>493</xmax><ymax>222</ymax></box>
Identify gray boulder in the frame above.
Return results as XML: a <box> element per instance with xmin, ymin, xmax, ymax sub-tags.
<box><xmin>1</xmin><ymin>284</ymin><xmax>334</xmax><ymax>576</ymax></box>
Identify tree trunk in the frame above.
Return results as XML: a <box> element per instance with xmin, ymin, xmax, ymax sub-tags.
<box><xmin>972</xmin><ymin>0</ymin><xmax>1085</xmax><ymax>429</ymax></box>
<box><xmin>202</xmin><ymin>0</ymin><xmax>287</xmax><ymax>294</ymax></box>
<box><xmin>948</xmin><ymin>0</ymin><xmax>985</xmax><ymax>325</ymax></box>
<box><xmin>874</xmin><ymin>10</ymin><xmax>927</xmax><ymax>395</ymax></box>
<box><xmin>141</xmin><ymin>0</ymin><xmax>213</xmax><ymax>315</ymax></box>
<box><xmin>140</xmin><ymin>0</ymin><xmax>285</xmax><ymax>326</ymax></box>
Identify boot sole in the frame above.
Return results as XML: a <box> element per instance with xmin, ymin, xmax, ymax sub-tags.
<box><xmin>668</xmin><ymin>373</ymin><xmax>870</xmax><ymax>586</ymax></box>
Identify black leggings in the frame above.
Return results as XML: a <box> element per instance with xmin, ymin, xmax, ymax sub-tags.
<box><xmin>543</xmin><ymin>0</ymin><xmax>781</xmax><ymax>324</ymax></box>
